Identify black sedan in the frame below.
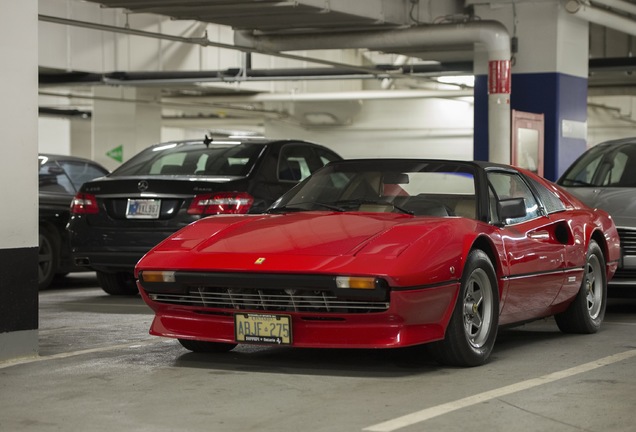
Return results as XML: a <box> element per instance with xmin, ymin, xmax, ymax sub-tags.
<box><xmin>39</xmin><ymin>154</ymin><xmax>109</xmax><ymax>289</ymax></box>
<box><xmin>68</xmin><ymin>137</ymin><xmax>342</xmax><ymax>295</ymax></box>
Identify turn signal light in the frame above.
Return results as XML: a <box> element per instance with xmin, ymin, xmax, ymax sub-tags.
<box><xmin>335</xmin><ymin>276</ymin><xmax>377</xmax><ymax>290</ymax></box>
<box><xmin>141</xmin><ymin>271</ymin><xmax>175</xmax><ymax>283</ymax></box>
<box><xmin>70</xmin><ymin>193</ymin><xmax>99</xmax><ymax>214</ymax></box>
<box><xmin>187</xmin><ymin>192</ymin><xmax>254</xmax><ymax>215</ymax></box>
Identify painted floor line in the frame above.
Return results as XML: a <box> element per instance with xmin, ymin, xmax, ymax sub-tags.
<box><xmin>604</xmin><ymin>321</ymin><xmax>636</xmax><ymax>326</ymax></box>
<box><xmin>0</xmin><ymin>339</ymin><xmax>166</xmax><ymax>370</ymax></box>
<box><xmin>363</xmin><ymin>349</ymin><xmax>636</xmax><ymax>432</ymax></box>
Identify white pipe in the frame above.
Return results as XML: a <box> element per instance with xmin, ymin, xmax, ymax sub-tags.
<box><xmin>236</xmin><ymin>22</ymin><xmax>511</xmax><ymax>61</ymax></box>
<box><xmin>38</xmin><ymin>14</ymin><xmax>387</xmax><ymax>76</ymax></box>
<box><xmin>591</xmin><ymin>0</ymin><xmax>636</xmax><ymax>17</ymax></box>
<box><xmin>566</xmin><ymin>1</ymin><xmax>636</xmax><ymax>37</ymax></box>
<box><xmin>177</xmin><ymin>89</ymin><xmax>474</xmax><ymax>103</ymax></box>
<box><xmin>236</xmin><ymin>21</ymin><xmax>512</xmax><ymax>164</ymax></box>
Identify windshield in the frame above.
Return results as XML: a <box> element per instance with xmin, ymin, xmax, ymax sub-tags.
<box><xmin>272</xmin><ymin>160</ymin><xmax>477</xmax><ymax>218</ymax></box>
<box><xmin>559</xmin><ymin>142</ymin><xmax>636</xmax><ymax>187</ymax></box>
<box><xmin>110</xmin><ymin>142</ymin><xmax>265</xmax><ymax>177</ymax></box>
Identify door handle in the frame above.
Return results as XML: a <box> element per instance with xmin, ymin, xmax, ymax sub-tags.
<box><xmin>528</xmin><ymin>231</ymin><xmax>550</xmax><ymax>240</ymax></box>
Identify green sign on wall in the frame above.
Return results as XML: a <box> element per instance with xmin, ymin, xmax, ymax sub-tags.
<box><xmin>106</xmin><ymin>145</ymin><xmax>123</xmax><ymax>163</ymax></box>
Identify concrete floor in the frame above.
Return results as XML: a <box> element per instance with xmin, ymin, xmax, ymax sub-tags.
<box><xmin>1</xmin><ymin>273</ymin><xmax>636</xmax><ymax>432</ymax></box>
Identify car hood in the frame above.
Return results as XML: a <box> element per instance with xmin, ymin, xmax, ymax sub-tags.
<box><xmin>158</xmin><ymin>212</ymin><xmax>423</xmax><ymax>255</ymax></box>
<box><xmin>563</xmin><ymin>187</ymin><xmax>636</xmax><ymax>228</ymax></box>
<box><xmin>139</xmin><ymin>212</ymin><xmax>468</xmax><ymax>275</ymax></box>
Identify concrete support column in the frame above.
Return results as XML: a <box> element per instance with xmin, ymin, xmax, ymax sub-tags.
<box><xmin>92</xmin><ymin>87</ymin><xmax>161</xmax><ymax>170</ymax></box>
<box><xmin>70</xmin><ymin>117</ymin><xmax>92</xmax><ymax>160</ymax></box>
<box><xmin>0</xmin><ymin>0</ymin><xmax>39</xmax><ymax>361</ymax></box>
<box><xmin>471</xmin><ymin>1</ymin><xmax>589</xmax><ymax>180</ymax></box>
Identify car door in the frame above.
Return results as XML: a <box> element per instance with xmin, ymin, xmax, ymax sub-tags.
<box><xmin>488</xmin><ymin>170</ymin><xmax>567</xmax><ymax>323</ymax></box>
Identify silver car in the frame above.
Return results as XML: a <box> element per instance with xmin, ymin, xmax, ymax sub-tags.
<box><xmin>557</xmin><ymin>137</ymin><xmax>636</xmax><ymax>291</ymax></box>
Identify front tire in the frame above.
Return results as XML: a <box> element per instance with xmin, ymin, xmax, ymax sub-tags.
<box><xmin>555</xmin><ymin>240</ymin><xmax>606</xmax><ymax>334</ymax></box>
<box><xmin>178</xmin><ymin>339</ymin><xmax>237</xmax><ymax>353</ymax></box>
<box><xmin>429</xmin><ymin>249</ymin><xmax>499</xmax><ymax>367</ymax></box>
<box><xmin>96</xmin><ymin>271</ymin><xmax>138</xmax><ymax>295</ymax></box>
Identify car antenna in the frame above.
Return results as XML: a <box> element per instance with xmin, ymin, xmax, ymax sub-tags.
<box><xmin>203</xmin><ymin>134</ymin><xmax>213</xmax><ymax>148</ymax></box>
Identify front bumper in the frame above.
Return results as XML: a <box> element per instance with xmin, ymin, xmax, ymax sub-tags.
<box><xmin>70</xmin><ymin>227</ymin><xmax>177</xmax><ymax>272</ymax></box>
<box><xmin>139</xmin><ymin>283</ymin><xmax>460</xmax><ymax>349</ymax></box>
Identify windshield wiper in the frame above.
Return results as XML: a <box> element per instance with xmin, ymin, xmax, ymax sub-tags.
<box><xmin>562</xmin><ymin>179</ymin><xmax>594</xmax><ymax>187</ymax></box>
<box><xmin>267</xmin><ymin>202</ymin><xmax>346</xmax><ymax>213</ymax></box>
<box><xmin>332</xmin><ymin>199</ymin><xmax>414</xmax><ymax>215</ymax></box>
<box><xmin>266</xmin><ymin>206</ymin><xmax>306</xmax><ymax>214</ymax></box>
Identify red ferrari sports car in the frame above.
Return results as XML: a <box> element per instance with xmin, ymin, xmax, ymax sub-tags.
<box><xmin>135</xmin><ymin>159</ymin><xmax>620</xmax><ymax>366</ymax></box>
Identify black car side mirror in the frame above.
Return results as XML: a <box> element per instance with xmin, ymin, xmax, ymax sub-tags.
<box><xmin>497</xmin><ymin>198</ymin><xmax>527</xmax><ymax>223</ymax></box>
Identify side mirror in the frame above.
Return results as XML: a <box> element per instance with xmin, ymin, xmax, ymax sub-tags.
<box><xmin>497</xmin><ymin>197</ymin><xmax>527</xmax><ymax>222</ymax></box>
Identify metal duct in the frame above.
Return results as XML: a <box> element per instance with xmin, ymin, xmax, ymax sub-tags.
<box><xmin>566</xmin><ymin>0</ymin><xmax>636</xmax><ymax>37</ymax></box>
<box><xmin>236</xmin><ymin>21</ymin><xmax>512</xmax><ymax>164</ymax></box>
<box><xmin>591</xmin><ymin>0</ymin><xmax>636</xmax><ymax>17</ymax></box>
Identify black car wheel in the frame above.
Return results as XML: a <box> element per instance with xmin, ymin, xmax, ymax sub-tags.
<box><xmin>38</xmin><ymin>227</ymin><xmax>59</xmax><ymax>290</ymax></box>
<box><xmin>178</xmin><ymin>339</ymin><xmax>237</xmax><ymax>353</ymax></box>
<box><xmin>428</xmin><ymin>249</ymin><xmax>499</xmax><ymax>367</ymax></box>
<box><xmin>96</xmin><ymin>271</ymin><xmax>138</xmax><ymax>295</ymax></box>
<box><xmin>555</xmin><ymin>240</ymin><xmax>606</xmax><ymax>334</ymax></box>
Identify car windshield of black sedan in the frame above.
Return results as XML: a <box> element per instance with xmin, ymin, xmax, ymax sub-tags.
<box><xmin>273</xmin><ymin>160</ymin><xmax>477</xmax><ymax>218</ymax></box>
<box><xmin>110</xmin><ymin>142</ymin><xmax>264</xmax><ymax>177</ymax></box>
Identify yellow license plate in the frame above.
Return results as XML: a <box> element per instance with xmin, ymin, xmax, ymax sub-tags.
<box><xmin>235</xmin><ymin>313</ymin><xmax>292</xmax><ymax>345</ymax></box>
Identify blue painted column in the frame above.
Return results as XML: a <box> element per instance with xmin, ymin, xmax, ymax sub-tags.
<box><xmin>471</xmin><ymin>1</ymin><xmax>589</xmax><ymax>181</ymax></box>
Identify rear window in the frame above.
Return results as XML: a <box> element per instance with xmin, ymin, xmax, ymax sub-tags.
<box><xmin>39</xmin><ymin>159</ymin><xmax>107</xmax><ymax>194</ymax></box>
<box><xmin>111</xmin><ymin>142</ymin><xmax>264</xmax><ymax>177</ymax></box>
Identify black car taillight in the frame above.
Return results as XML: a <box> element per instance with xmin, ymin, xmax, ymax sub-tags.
<box><xmin>70</xmin><ymin>193</ymin><xmax>99</xmax><ymax>214</ymax></box>
<box><xmin>187</xmin><ymin>192</ymin><xmax>254</xmax><ymax>215</ymax></box>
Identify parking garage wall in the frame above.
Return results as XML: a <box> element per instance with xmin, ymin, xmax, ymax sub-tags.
<box><xmin>1</xmin><ymin>0</ymin><xmax>39</xmax><ymax>361</ymax></box>
<box><xmin>264</xmin><ymin>98</ymin><xmax>474</xmax><ymax>160</ymax></box>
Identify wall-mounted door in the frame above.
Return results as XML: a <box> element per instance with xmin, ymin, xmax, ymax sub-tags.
<box><xmin>512</xmin><ymin>110</ymin><xmax>545</xmax><ymax>177</ymax></box>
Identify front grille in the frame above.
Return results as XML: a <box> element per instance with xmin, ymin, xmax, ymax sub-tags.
<box><xmin>150</xmin><ymin>287</ymin><xmax>389</xmax><ymax>313</ymax></box>
<box><xmin>617</xmin><ymin>228</ymin><xmax>636</xmax><ymax>255</ymax></box>
<box><xmin>612</xmin><ymin>268</ymin><xmax>636</xmax><ymax>280</ymax></box>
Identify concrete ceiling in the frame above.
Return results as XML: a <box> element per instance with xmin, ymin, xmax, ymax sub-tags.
<box><xmin>39</xmin><ymin>0</ymin><xmax>636</xmax><ymax>127</ymax></box>
<box><xmin>75</xmin><ymin>0</ymin><xmax>636</xmax><ymax>83</ymax></box>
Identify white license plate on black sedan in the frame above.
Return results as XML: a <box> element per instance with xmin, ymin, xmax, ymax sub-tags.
<box><xmin>126</xmin><ymin>198</ymin><xmax>161</xmax><ymax>219</ymax></box>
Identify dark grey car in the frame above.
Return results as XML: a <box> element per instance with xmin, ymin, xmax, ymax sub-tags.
<box><xmin>39</xmin><ymin>154</ymin><xmax>109</xmax><ymax>289</ymax></box>
<box><xmin>557</xmin><ymin>137</ymin><xmax>636</xmax><ymax>291</ymax></box>
<box><xmin>68</xmin><ymin>137</ymin><xmax>342</xmax><ymax>295</ymax></box>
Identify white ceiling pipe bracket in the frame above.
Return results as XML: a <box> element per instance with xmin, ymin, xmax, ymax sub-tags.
<box><xmin>566</xmin><ymin>1</ymin><xmax>636</xmax><ymax>37</ymax></box>
<box><xmin>236</xmin><ymin>21</ymin><xmax>512</xmax><ymax>164</ymax></box>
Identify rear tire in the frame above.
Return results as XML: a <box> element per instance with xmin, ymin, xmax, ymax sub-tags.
<box><xmin>428</xmin><ymin>249</ymin><xmax>499</xmax><ymax>367</ymax></box>
<box><xmin>178</xmin><ymin>339</ymin><xmax>237</xmax><ymax>353</ymax></box>
<box><xmin>555</xmin><ymin>240</ymin><xmax>606</xmax><ymax>334</ymax></box>
<box><xmin>96</xmin><ymin>271</ymin><xmax>138</xmax><ymax>295</ymax></box>
<box><xmin>38</xmin><ymin>227</ymin><xmax>60</xmax><ymax>290</ymax></box>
